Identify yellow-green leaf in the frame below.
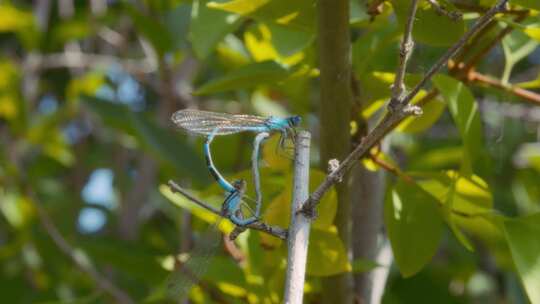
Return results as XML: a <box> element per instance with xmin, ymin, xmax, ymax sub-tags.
<box><xmin>307</xmin><ymin>229</ymin><xmax>351</xmax><ymax>276</ymax></box>
<box><xmin>208</xmin><ymin>0</ymin><xmax>316</xmax><ymax>33</ymax></box>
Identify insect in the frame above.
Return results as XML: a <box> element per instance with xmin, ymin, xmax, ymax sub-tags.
<box><xmin>172</xmin><ymin>109</ymin><xmax>300</xmax><ymax>225</ymax></box>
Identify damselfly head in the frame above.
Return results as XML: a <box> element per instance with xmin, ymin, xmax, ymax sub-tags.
<box><xmin>232</xmin><ymin>179</ymin><xmax>247</xmax><ymax>191</ymax></box>
<box><xmin>288</xmin><ymin>116</ymin><xmax>301</xmax><ymax>127</ymax></box>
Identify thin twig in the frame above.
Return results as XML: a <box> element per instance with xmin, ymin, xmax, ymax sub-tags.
<box><xmin>403</xmin><ymin>0</ymin><xmax>508</xmax><ymax>105</ymax></box>
<box><xmin>300</xmin><ymin>0</ymin><xmax>509</xmax><ymax>217</ymax></box>
<box><xmin>426</xmin><ymin>0</ymin><xmax>462</xmax><ymax>21</ymax></box>
<box><xmin>28</xmin><ymin>192</ymin><xmax>134</xmax><ymax>304</ymax></box>
<box><xmin>390</xmin><ymin>0</ymin><xmax>420</xmax><ymax>110</ymax></box>
<box><xmin>461</xmin><ymin>12</ymin><xmax>529</xmax><ymax>72</ymax></box>
<box><xmin>167</xmin><ymin>181</ymin><xmax>288</xmax><ymax>240</ymax></box>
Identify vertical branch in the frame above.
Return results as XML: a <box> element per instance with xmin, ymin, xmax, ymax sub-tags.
<box><xmin>318</xmin><ymin>0</ymin><xmax>353</xmax><ymax>301</ymax></box>
<box><xmin>283</xmin><ymin>131</ymin><xmax>311</xmax><ymax>304</ymax></box>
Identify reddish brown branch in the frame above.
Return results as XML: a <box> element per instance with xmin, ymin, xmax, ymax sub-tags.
<box><xmin>469</xmin><ymin>71</ymin><xmax>540</xmax><ymax>106</ymax></box>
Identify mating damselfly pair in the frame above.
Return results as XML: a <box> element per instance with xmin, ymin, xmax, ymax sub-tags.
<box><xmin>172</xmin><ymin>109</ymin><xmax>301</xmax><ymax>226</ymax></box>
<box><xmin>166</xmin><ymin>109</ymin><xmax>301</xmax><ymax>298</ymax></box>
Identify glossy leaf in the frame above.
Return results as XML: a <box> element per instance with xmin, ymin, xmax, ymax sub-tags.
<box><xmin>504</xmin><ymin>213</ymin><xmax>540</xmax><ymax>304</ymax></box>
<box><xmin>433</xmin><ymin>74</ymin><xmax>487</xmax><ymax>176</ymax></box>
<box><xmin>384</xmin><ymin>179</ymin><xmax>444</xmax><ymax>277</ymax></box>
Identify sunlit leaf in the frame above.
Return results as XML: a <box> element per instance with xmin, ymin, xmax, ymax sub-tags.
<box><xmin>384</xmin><ymin>179</ymin><xmax>444</xmax><ymax>277</ymax></box>
<box><xmin>504</xmin><ymin>213</ymin><xmax>540</xmax><ymax>304</ymax></box>
<box><xmin>0</xmin><ymin>191</ymin><xmax>33</xmax><ymax>228</ymax></box>
<box><xmin>307</xmin><ymin>229</ymin><xmax>351</xmax><ymax>276</ymax></box>
<box><xmin>244</xmin><ymin>23</ymin><xmax>306</xmax><ymax>65</ymax></box>
<box><xmin>208</xmin><ymin>0</ymin><xmax>316</xmax><ymax>33</ymax></box>
<box><xmin>0</xmin><ymin>4</ymin><xmax>34</xmax><ymax>32</ymax></box>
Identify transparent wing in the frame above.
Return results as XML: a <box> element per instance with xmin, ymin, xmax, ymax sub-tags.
<box><xmin>166</xmin><ymin>219</ymin><xmax>222</xmax><ymax>298</ymax></box>
<box><xmin>171</xmin><ymin>109</ymin><xmax>268</xmax><ymax>136</ymax></box>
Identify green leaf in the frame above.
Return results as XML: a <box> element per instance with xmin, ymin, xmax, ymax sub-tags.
<box><xmin>413</xmin><ymin>171</ymin><xmax>502</xmax><ymax>251</ymax></box>
<box><xmin>266</xmin><ymin>23</ymin><xmax>314</xmax><ymax>57</ymax></box>
<box><xmin>208</xmin><ymin>0</ymin><xmax>316</xmax><ymax>33</ymax></box>
<box><xmin>307</xmin><ymin>229</ymin><xmax>351</xmax><ymax>276</ymax></box>
<box><xmin>0</xmin><ymin>4</ymin><xmax>34</xmax><ymax>32</ymax></box>
<box><xmin>391</xmin><ymin>0</ymin><xmax>465</xmax><ymax>46</ymax></box>
<box><xmin>504</xmin><ymin>213</ymin><xmax>540</xmax><ymax>304</ymax></box>
<box><xmin>432</xmin><ymin>74</ymin><xmax>486</xmax><ymax>176</ymax></box>
<box><xmin>501</xmin><ymin>30</ymin><xmax>538</xmax><ymax>84</ymax></box>
<box><xmin>190</xmin><ymin>0</ymin><xmax>242</xmax><ymax>58</ymax></box>
<box><xmin>195</xmin><ymin>60</ymin><xmax>290</xmax><ymax>94</ymax></box>
<box><xmin>384</xmin><ymin>179</ymin><xmax>444</xmax><ymax>277</ymax></box>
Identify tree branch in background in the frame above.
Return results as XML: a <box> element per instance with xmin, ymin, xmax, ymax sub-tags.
<box><xmin>24</xmin><ymin>52</ymin><xmax>156</xmax><ymax>75</ymax></box>
<box><xmin>167</xmin><ymin>181</ymin><xmax>288</xmax><ymax>240</ymax></box>
<box><xmin>28</xmin><ymin>192</ymin><xmax>134</xmax><ymax>304</ymax></box>
<box><xmin>301</xmin><ymin>0</ymin><xmax>510</xmax><ymax>217</ymax></box>
<box><xmin>318</xmin><ymin>0</ymin><xmax>354</xmax><ymax>301</ymax></box>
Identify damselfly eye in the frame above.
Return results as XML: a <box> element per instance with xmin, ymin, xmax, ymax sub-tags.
<box><xmin>289</xmin><ymin>116</ymin><xmax>301</xmax><ymax>127</ymax></box>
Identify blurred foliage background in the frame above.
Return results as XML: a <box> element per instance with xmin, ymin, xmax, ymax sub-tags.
<box><xmin>0</xmin><ymin>0</ymin><xmax>540</xmax><ymax>303</ymax></box>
